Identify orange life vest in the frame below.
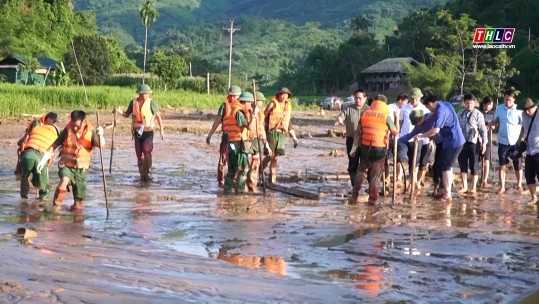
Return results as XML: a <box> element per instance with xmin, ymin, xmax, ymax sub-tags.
<box><xmin>250</xmin><ymin>110</ymin><xmax>265</xmax><ymax>139</ymax></box>
<box><xmin>21</xmin><ymin>115</ymin><xmax>46</xmax><ymax>150</ymax></box>
<box><xmin>222</xmin><ymin>95</ymin><xmax>236</xmax><ymax>118</ymax></box>
<box><xmin>360</xmin><ymin>100</ymin><xmax>389</xmax><ymax>148</ymax></box>
<box><xmin>132</xmin><ymin>97</ymin><xmax>154</xmax><ymax>131</ymax></box>
<box><xmin>266</xmin><ymin>98</ymin><xmax>291</xmax><ymax>132</ymax></box>
<box><xmin>223</xmin><ymin>101</ymin><xmax>250</xmax><ymax>142</ymax></box>
<box><xmin>24</xmin><ymin>124</ymin><xmax>59</xmax><ymax>154</ymax></box>
<box><xmin>59</xmin><ymin>120</ymin><xmax>95</xmax><ymax>169</ymax></box>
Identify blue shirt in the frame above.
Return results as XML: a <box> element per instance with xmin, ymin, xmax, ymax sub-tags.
<box><xmin>433</xmin><ymin>101</ymin><xmax>465</xmax><ymax>149</ymax></box>
<box><xmin>494</xmin><ymin>103</ymin><xmax>522</xmax><ymax>145</ymax></box>
<box><xmin>398</xmin><ymin>113</ymin><xmax>442</xmax><ymax>144</ymax></box>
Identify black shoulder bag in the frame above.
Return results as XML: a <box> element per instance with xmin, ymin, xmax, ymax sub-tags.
<box><xmin>516</xmin><ymin>110</ymin><xmax>538</xmax><ymax>157</ymax></box>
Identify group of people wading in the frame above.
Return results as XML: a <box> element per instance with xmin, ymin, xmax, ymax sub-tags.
<box><xmin>15</xmin><ymin>84</ymin><xmax>164</xmax><ymax>213</ymax></box>
<box><xmin>14</xmin><ymin>84</ymin><xmax>539</xmax><ymax>214</ymax></box>
<box><xmin>338</xmin><ymin>87</ymin><xmax>539</xmax><ymax>209</ymax></box>
<box><xmin>206</xmin><ymin>86</ymin><xmax>298</xmax><ymax>194</ymax></box>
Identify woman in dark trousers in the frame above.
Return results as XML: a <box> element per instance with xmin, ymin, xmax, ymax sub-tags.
<box><xmin>480</xmin><ymin>96</ymin><xmax>495</xmax><ymax>188</ymax></box>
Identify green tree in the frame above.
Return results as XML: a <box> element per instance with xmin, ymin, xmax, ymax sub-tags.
<box><xmin>148</xmin><ymin>52</ymin><xmax>188</xmax><ymax>87</ymax></box>
<box><xmin>64</xmin><ymin>35</ymin><xmax>114</xmax><ymax>85</ymax></box>
<box><xmin>426</xmin><ymin>10</ymin><xmax>480</xmax><ymax>96</ymax></box>
<box><xmin>405</xmin><ymin>63</ymin><xmax>455</xmax><ymax>99</ymax></box>
<box><xmin>105</xmin><ymin>36</ymin><xmax>139</xmax><ymax>73</ymax></box>
<box><xmin>139</xmin><ymin>0</ymin><xmax>159</xmax><ymax>83</ymax></box>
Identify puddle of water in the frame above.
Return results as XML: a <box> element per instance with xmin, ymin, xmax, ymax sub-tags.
<box><xmin>0</xmin><ymin>134</ymin><xmax>538</xmax><ymax>302</ymax></box>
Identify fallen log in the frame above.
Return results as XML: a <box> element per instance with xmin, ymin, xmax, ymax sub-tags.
<box><xmin>266</xmin><ymin>183</ymin><xmax>320</xmax><ymax>200</ymax></box>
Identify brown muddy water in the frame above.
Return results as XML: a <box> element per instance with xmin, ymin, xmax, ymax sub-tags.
<box><xmin>0</xmin><ymin>134</ymin><xmax>538</xmax><ymax>303</ymax></box>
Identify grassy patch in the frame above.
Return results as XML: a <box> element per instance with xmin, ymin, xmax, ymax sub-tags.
<box><xmin>0</xmin><ymin>84</ymin><xmax>317</xmax><ymax>117</ymax></box>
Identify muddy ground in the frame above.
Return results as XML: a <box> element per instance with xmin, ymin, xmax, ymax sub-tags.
<box><xmin>0</xmin><ymin>108</ymin><xmax>538</xmax><ymax>303</ymax></box>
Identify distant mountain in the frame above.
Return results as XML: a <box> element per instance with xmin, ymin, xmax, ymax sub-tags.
<box><xmin>72</xmin><ymin>0</ymin><xmax>446</xmax><ymax>46</ymax></box>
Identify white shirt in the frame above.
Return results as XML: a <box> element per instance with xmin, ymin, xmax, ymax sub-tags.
<box><xmin>388</xmin><ymin>103</ymin><xmax>402</xmax><ymax>139</ymax></box>
<box><xmin>400</xmin><ymin>103</ymin><xmax>431</xmax><ymax>144</ymax></box>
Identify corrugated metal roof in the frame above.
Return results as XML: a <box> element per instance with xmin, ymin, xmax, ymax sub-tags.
<box><xmin>0</xmin><ymin>55</ymin><xmax>58</xmax><ymax>68</ymax></box>
<box><xmin>361</xmin><ymin>57</ymin><xmax>419</xmax><ymax>74</ymax></box>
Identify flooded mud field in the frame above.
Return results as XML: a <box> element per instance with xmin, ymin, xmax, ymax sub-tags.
<box><xmin>0</xmin><ymin>110</ymin><xmax>538</xmax><ymax>303</ymax></box>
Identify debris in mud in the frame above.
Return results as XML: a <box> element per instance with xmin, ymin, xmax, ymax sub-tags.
<box><xmin>328</xmin><ymin>149</ymin><xmax>345</xmax><ymax>157</ymax></box>
<box><xmin>0</xmin><ymin>233</ymin><xmax>12</xmax><ymax>242</ymax></box>
<box><xmin>328</xmin><ymin>128</ymin><xmax>345</xmax><ymax>138</ymax></box>
<box><xmin>0</xmin><ymin>280</ymin><xmax>23</xmax><ymax>292</ymax></box>
<box><xmin>16</xmin><ymin>228</ymin><xmax>37</xmax><ymax>245</ymax></box>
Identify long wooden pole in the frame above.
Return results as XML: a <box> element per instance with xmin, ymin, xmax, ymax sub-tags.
<box><xmin>109</xmin><ymin>111</ymin><xmax>116</xmax><ymax>174</ymax></box>
<box><xmin>392</xmin><ymin>136</ymin><xmax>398</xmax><ymax>203</ymax></box>
<box><xmin>71</xmin><ymin>40</ymin><xmax>109</xmax><ymax>218</ymax></box>
<box><xmin>410</xmin><ymin>140</ymin><xmax>419</xmax><ymax>199</ymax></box>
<box><xmin>96</xmin><ymin>112</ymin><xmax>110</xmax><ymax>218</ymax></box>
<box><xmin>252</xmin><ymin>79</ymin><xmax>266</xmax><ymax>194</ymax></box>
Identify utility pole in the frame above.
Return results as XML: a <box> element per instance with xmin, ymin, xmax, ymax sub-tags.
<box><xmin>223</xmin><ymin>19</ymin><xmax>240</xmax><ymax>88</ymax></box>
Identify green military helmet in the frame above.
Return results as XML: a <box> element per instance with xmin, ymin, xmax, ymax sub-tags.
<box><xmin>410</xmin><ymin>87</ymin><xmax>423</xmax><ymax>99</ymax></box>
<box><xmin>375</xmin><ymin>94</ymin><xmax>387</xmax><ymax>103</ymax></box>
<box><xmin>228</xmin><ymin>85</ymin><xmax>242</xmax><ymax>96</ymax></box>
<box><xmin>239</xmin><ymin>91</ymin><xmax>255</xmax><ymax>102</ymax></box>
<box><xmin>255</xmin><ymin>91</ymin><xmax>266</xmax><ymax>101</ymax></box>
<box><xmin>409</xmin><ymin>109</ymin><xmax>424</xmax><ymax>125</ymax></box>
<box><xmin>137</xmin><ymin>84</ymin><xmax>153</xmax><ymax>94</ymax></box>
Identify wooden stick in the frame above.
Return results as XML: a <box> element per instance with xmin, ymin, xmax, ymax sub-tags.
<box><xmin>266</xmin><ymin>183</ymin><xmax>320</xmax><ymax>200</ymax></box>
<box><xmin>109</xmin><ymin>111</ymin><xmax>116</xmax><ymax>174</ymax></box>
<box><xmin>392</xmin><ymin>136</ymin><xmax>398</xmax><ymax>204</ymax></box>
<box><xmin>96</xmin><ymin>111</ymin><xmax>110</xmax><ymax>218</ymax></box>
<box><xmin>252</xmin><ymin>79</ymin><xmax>266</xmax><ymax>194</ymax></box>
<box><xmin>410</xmin><ymin>139</ymin><xmax>419</xmax><ymax>199</ymax></box>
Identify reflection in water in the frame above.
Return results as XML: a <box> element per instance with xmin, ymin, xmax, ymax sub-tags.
<box><xmin>327</xmin><ymin>263</ymin><xmax>384</xmax><ymax>298</ymax></box>
<box><xmin>354</xmin><ymin>263</ymin><xmax>383</xmax><ymax>298</ymax></box>
<box><xmin>132</xmin><ymin>189</ymin><xmax>154</xmax><ymax>239</ymax></box>
<box><xmin>217</xmin><ymin>247</ymin><xmax>286</xmax><ymax>276</ymax></box>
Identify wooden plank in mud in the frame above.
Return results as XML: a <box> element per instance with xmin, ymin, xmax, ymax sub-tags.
<box><xmin>266</xmin><ymin>183</ymin><xmax>320</xmax><ymax>200</ymax></box>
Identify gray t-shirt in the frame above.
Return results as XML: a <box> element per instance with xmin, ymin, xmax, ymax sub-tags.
<box><xmin>522</xmin><ymin>110</ymin><xmax>539</xmax><ymax>156</ymax></box>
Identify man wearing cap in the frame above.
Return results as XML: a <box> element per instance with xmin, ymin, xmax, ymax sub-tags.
<box><xmin>246</xmin><ymin>91</ymin><xmax>272</xmax><ymax>192</ymax></box>
<box><xmin>223</xmin><ymin>92</ymin><xmax>258</xmax><ymax>194</ymax></box>
<box><xmin>19</xmin><ymin>112</ymin><xmax>59</xmax><ymax>199</ymax></box>
<box><xmin>349</xmin><ymin>95</ymin><xmax>398</xmax><ymax>204</ymax></box>
<box><xmin>398</xmin><ymin>88</ymin><xmax>431</xmax><ymax>191</ymax></box>
<box><xmin>335</xmin><ymin>89</ymin><xmax>369</xmax><ymax>187</ymax></box>
<box><xmin>262</xmin><ymin>87</ymin><xmax>299</xmax><ymax>184</ymax></box>
<box><xmin>487</xmin><ymin>89</ymin><xmax>523</xmax><ymax>194</ymax></box>
<box><xmin>207</xmin><ymin>85</ymin><xmax>242</xmax><ymax>187</ymax></box>
<box><xmin>114</xmin><ymin>84</ymin><xmax>165</xmax><ymax>182</ymax></box>
<box><xmin>520</xmin><ymin>98</ymin><xmax>539</xmax><ymax>204</ymax></box>
<box><xmin>413</xmin><ymin>95</ymin><xmax>465</xmax><ymax>202</ymax></box>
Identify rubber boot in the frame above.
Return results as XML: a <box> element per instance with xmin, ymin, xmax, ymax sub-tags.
<box><xmin>20</xmin><ymin>176</ymin><xmax>30</xmax><ymax>199</ymax></box>
<box><xmin>145</xmin><ymin>154</ymin><xmax>153</xmax><ymax>180</ymax></box>
<box><xmin>53</xmin><ymin>188</ymin><xmax>67</xmax><ymax>206</ymax></box>
<box><xmin>70</xmin><ymin>198</ymin><xmax>84</xmax><ymax>213</ymax></box>
<box><xmin>137</xmin><ymin>160</ymin><xmax>146</xmax><ymax>181</ymax></box>
<box><xmin>45</xmin><ymin>188</ymin><xmax>66</xmax><ymax>213</ymax></box>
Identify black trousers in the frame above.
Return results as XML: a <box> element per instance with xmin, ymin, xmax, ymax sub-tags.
<box><xmin>346</xmin><ymin>137</ymin><xmax>360</xmax><ymax>186</ymax></box>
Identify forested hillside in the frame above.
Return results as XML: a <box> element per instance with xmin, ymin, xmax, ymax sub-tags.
<box><xmin>72</xmin><ymin>0</ymin><xmax>446</xmax><ymax>46</ymax></box>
